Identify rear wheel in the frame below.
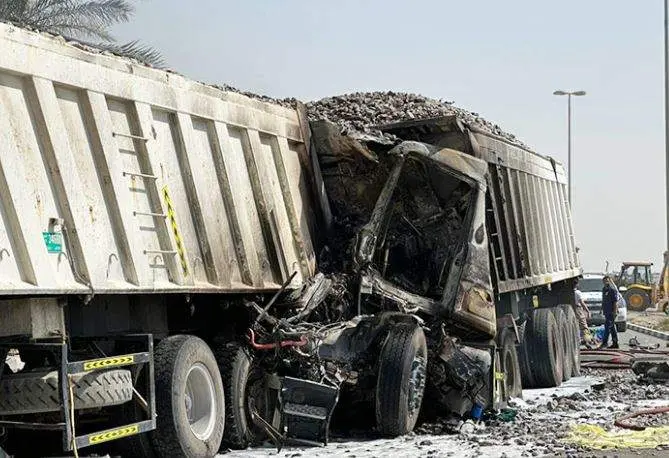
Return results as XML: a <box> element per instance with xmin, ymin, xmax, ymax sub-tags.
<box><xmin>499</xmin><ymin>329</ymin><xmax>522</xmax><ymax>399</ymax></box>
<box><xmin>552</xmin><ymin>307</ymin><xmax>572</xmax><ymax>382</ymax></box>
<box><xmin>216</xmin><ymin>342</ymin><xmax>273</xmax><ymax>449</ymax></box>
<box><xmin>375</xmin><ymin>324</ymin><xmax>427</xmax><ymax>437</ymax></box>
<box><xmin>561</xmin><ymin>304</ymin><xmax>581</xmax><ymax>377</ymax></box>
<box><xmin>526</xmin><ymin>309</ymin><xmax>563</xmax><ymax>388</ymax></box>
<box><xmin>517</xmin><ymin>321</ymin><xmax>535</xmax><ymax>389</ymax></box>
<box><xmin>151</xmin><ymin>335</ymin><xmax>225</xmax><ymax>458</ymax></box>
<box><xmin>625</xmin><ymin>287</ymin><xmax>652</xmax><ymax>311</ymax></box>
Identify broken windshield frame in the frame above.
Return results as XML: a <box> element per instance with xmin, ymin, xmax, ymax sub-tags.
<box><xmin>354</xmin><ymin>145</ymin><xmax>480</xmax><ymax>315</ymax></box>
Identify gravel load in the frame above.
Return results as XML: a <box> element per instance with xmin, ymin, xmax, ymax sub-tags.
<box><xmin>304</xmin><ymin>91</ymin><xmax>525</xmax><ymax>146</ymax></box>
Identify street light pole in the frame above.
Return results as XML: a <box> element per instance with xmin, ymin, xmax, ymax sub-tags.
<box><xmin>664</xmin><ymin>0</ymin><xmax>669</xmax><ymax>256</ymax></box>
<box><xmin>568</xmin><ymin>93</ymin><xmax>572</xmax><ymax>204</ymax></box>
<box><xmin>553</xmin><ymin>90</ymin><xmax>586</xmax><ymax>205</ymax></box>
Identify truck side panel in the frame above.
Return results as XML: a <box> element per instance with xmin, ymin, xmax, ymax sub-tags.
<box><xmin>0</xmin><ymin>24</ymin><xmax>318</xmax><ymax>295</ymax></box>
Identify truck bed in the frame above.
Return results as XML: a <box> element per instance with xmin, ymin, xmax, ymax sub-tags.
<box><xmin>0</xmin><ymin>23</ymin><xmax>319</xmax><ymax>295</ymax></box>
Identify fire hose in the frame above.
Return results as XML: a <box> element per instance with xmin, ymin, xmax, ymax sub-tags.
<box><xmin>614</xmin><ymin>406</ymin><xmax>669</xmax><ymax>431</ymax></box>
<box><xmin>247</xmin><ymin>328</ymin><xmax>308</xmax><ymax>350</ymax></box>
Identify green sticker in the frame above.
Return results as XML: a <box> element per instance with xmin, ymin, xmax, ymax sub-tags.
<box><xmin>42</xmin><ymin>232</ymin><xmax>63</xmax><ymax>253</ymax></box>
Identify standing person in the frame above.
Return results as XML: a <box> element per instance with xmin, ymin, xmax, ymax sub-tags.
<box><xmin>573</xmin><ymin>279</ymin><xmax>591</xmax><ymax>342</ymax></box>
<box><xmin>599</xmin><ymin>275</ymin><xmax>619</xmax><ymax>349</ymax></box>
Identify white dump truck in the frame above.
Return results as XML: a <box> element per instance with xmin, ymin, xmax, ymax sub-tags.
<box><xmin>0</xmin><ymin>22</ymin><xmax>582</xmax><ymax>458</ymax></box>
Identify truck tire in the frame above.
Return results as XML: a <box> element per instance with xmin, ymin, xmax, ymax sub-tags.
<box><xmin>551</xmin><ymin>307</ymin><xmax>572</xmax><ymax>382</ymax></box>
<box><xmin>625</xmin><ymin>287</ymin><xmax>652</xmax><ymax>312</ymax></box>
<box><xmin>151</xmin><ymin>335</ymin><xmax>225</xmax><ymax>458</ymax></box>
<box><xmin>526</xmin><ymin>309</ymin><xmax>563</xmax><ymax>388</ymax></box>
<box><xmin>215</xmin><ymin>342</ymin><xmax>271</xmax><ymax>449</ymax></box>
<box><xmin>561</xmin><ymin>304</ymin><xmax>581</xmax><ymax>377</ymax></box>
<box><xmin>375</xmin><ymin>324</ymin><xmax>427</xmax><ymax>437</ymax></box>
<box><xmin>0</xmin><ymin>369</ymin><xmax>132</xmax><ymax>415</ymax></box>
<box><xmin>517</xmin><ymin>321</ymin><xmax>536</xmax><ymax>389</ymax></box>
<box><xmin>499</xmin><ymin>329</ymin><xmax>522</xmax><ymax>399</ymax></box>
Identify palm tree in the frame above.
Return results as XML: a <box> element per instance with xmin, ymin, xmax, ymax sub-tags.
<box><xmin>0</xmin><ymin>0</ymin><xmax>165</xmax><ymax>67</ymax></box>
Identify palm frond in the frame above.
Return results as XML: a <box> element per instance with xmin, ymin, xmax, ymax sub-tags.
<box><xmin>101</xmin><ymin>40</ymin><xmax>166</xmax><ymax>68</ymax></box>
<box><xmin>0</xmin><ymin>0</ymin><xmax>168</xmax><ymax>68</ymax></box>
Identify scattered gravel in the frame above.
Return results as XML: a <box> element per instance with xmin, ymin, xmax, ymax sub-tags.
<box><xmin>413</xmin><ymin>368</ymin><xmax>669</xmax><ymax>457</ymax></box>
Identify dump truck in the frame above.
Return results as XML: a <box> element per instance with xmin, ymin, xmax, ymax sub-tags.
<box><xmin>0</xmin><ymin>22</ymin><xmax>582</xmax><ymax>458</ymax></box>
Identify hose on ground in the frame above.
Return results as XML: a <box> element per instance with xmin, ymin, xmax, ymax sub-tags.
<box><xmin>614</xmin><ymin>406</ymin><xmax>669</xmax><ymax>431</ymax></box>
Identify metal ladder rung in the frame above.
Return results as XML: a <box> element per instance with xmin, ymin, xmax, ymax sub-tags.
<box><xmin>113</xmin><ymin>132</ymin><xmax>149</xmax><ymax>142</ymax></box>
<box><xmin>144</xmin><ymin>250</ymin><xmax>177</xmax><ymax>255</ymax></box>
<box><xmin>133</xmin><ymin>211</ymin><xmax>167</xmax><ymax>218</ymax></box>
<box><xmin>123</xmin><ymin>171</ymin><xmax>157</xmax><ymax>180</ymax></box>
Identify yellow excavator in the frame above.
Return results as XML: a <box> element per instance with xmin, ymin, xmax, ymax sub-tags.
<box><xmin>657</xmin><ymin>251</ymin><xmax>669</xmax><ymax>314</ymax></box>
<box><xmin>617</xmin><ymin>253</ymin><xmax>669</xmax><ymax>313</ymax></box>
<box><xmin>617</xmin><ymin>261</ymin><xmax>656</xmax><ymax>311</ymax></box>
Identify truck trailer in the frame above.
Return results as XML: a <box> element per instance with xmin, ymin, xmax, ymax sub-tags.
<box><xmin>0</xmin><ymin>23</ymin><xmax>582</xmax><ymax>457</ymax></box>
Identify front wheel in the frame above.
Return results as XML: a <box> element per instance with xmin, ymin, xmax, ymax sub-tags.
<box><xmin>151</xmin><ymin>335</ymin><xmax>225</xmax><ymax>458</ymax></box>
<box><xmin>375</xmin><ymin>324</ymin><xmax>427</xmax><ymax>437</ymax></box>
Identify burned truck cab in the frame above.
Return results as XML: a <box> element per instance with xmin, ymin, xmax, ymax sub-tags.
<box><xmin>352</xmin><ymin>141</ymin><xmax>496</xmax><ymax>340</ymax></box>
<box><xmin>345</xmin><ymin>140</ymin><xmax>501</xmax><ymax>420</ymax></box>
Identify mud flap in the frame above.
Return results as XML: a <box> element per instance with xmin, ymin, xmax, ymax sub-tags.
<box><xmin>279</xmin><ymin>377</ymin><xmax>339</xmax><ymax>446</ymax></box>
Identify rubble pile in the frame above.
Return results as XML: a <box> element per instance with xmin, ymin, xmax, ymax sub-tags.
<box><xmin>413</xmin><ymin>368</ymin><xmax>669</xmax><ymax>457</ymax></box>
<box><xmin>305</xmin><ymin>92</ymin><xmax>525</xmax><ymax>145</ymax></box>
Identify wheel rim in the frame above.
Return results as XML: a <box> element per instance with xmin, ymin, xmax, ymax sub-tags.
<box><xmin>408</xmin><ymin>353</ymin><xmax>427</xmax><ymax>417</ymax></box>
<box><xmin>185</xmin><ymin>363</ymin><xmax>216</xmax><ymax>441</ymax></box>
<box><xmin>629</xmin><ymin>293</ymin><xmax>644</xmax><ymax>310</ymax></box>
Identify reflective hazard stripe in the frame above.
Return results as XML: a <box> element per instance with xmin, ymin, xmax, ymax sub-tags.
<box><xmin>163</xmin><ymin>186</ymin><xmax>189</xmax><ymax>275</ymax></box>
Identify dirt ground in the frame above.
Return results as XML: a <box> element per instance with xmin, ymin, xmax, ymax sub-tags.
<box><xmin>628</xmin><ymin>311</ymin><xmax>669</xmax><ymax>332</ymax></box>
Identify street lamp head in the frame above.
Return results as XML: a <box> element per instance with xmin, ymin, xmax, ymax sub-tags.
<box><xmin>553</xmin><ymin>90</ymin><xmax>568</xmax><ymax>96</ymax></box>
<box><xmin>573</xmin><ymin>90</ymin><xmax>587</xmax><ymax>96</ymax></box>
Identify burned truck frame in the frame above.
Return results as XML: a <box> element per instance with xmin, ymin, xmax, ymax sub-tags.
<box><xmin>305</xmin><ymin>115</ymin><xmax>583</xmax><ymax>426</ymax></box>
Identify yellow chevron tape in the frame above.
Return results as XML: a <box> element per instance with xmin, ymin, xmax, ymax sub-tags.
<box><xmin>162</xmin><ymin>186</ymin><xmax>189</xmax><ymax>276</ymax></box>
<box><xmin>83</xmin><ymin>355</ymin><xmax>134</xmax><ymax>371</ymax></box>
<box><xmin>89</xmin><ymin>424</ymin><xmax>139</xmax><ymax>445</ymax></box>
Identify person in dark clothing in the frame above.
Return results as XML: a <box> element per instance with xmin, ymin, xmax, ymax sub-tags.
<box><xmin>599</xmin><ymin>275</ymin><xmax>619</xmax><ymax>349</ymax></box>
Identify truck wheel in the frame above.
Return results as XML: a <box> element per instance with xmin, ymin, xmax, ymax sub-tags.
<box><xmin>499</xmin><ymin>329</ymin><xmax>522</xmax><ymax>399</ymax></box>
<box><xmin>151</xmin><ymin>335</ymin><xmax>225</xmax><ymax>458</ymax></box>
<box><xmin>375</xmin><ymin>324</ymin><xmax>427</xmax><ymax>437</ymax></box>
<box><xmin>216</xmin><ymin>342</ymin><xmax>272</xmax><ymax>449</ymax></box>
<box><xmin>526</xmin><ymin>309</ymin><xmax>563</xmax><ymax>388</ymax></box>
<box><xmin>551</xmin><ymin>307</ymin><xmax>572</xmax><ymax>382</ymax></box>
<box><xmin>0</xmin><ymin>369</ymin><xmax>132</xmax><ymax>415</ymax></box>
<box><xmin>517</xmin><ymin>322</ymin><xmax>536</xmax><ymax>389</ymax></box>
<box><xmin>561</xmin><ymin>305</ymin><xmax>581</xmax><ymax>377</ymax></box>
<box><xmin>625</xmin><ymin>288</ymin><xmax>652</xmax><ymax>311</ymax></box>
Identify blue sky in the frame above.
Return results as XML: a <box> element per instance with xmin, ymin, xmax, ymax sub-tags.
<box><xmin>115</xmin><ymin>0</ymin><xmax>667</xmax><ymax>272</ymax></box>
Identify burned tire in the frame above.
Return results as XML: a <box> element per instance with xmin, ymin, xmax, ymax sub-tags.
<box><xmin>517</xmin><ymin>321</ymin><xmax>535</xmax><ymax>389</ymax></box>
<box><xmin>499</xmin><ymin>329</ymin><xmax>522</xmax><ymax>400</ymax></box>
<box><xmin>151</xmin><ymin>335</ymin><xmax>225</xmax><ymax>458</ymax></box>
<box><xmin>375</xmin><ymin>324</ymin><xmax>427</xmax><ymax>437</ymax></box>
<box><xmin>0</xmin><ymin>369</ymin><xmax>132</xmax><ymax>415</ymax></box>
<box><xmin>216</xmin><ymin>342</ymin><xmax>272</xmax><ymax>449</ymax></box>
<box><xmin>561</xmin><ymin>304</ymin><xmax>581</xmax><ymax>377</ymax></box>
<box><xmin>625</xmin><ymin>287</ymin><xmax>652</xmax><ymax>312</ymax></box>
<box><xmin>551</xmin><ymin>307</ymin><xmax>572</xmax><ymax>382</ymax></box>
<box><xmin>526</xmin><ymin>309</ymin><xmax>563</xmax><ymax>388</ymax></box>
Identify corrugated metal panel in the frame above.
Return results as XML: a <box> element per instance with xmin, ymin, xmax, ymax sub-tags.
<box><xmin>0</xmin><ymin>24</ymin><xmax>317</xmax><ymax>295</ymax></box>
<box><xmin>473</xmin><ymin>133</ymin><xmax>581</xmax><ymax>293</ymax></box>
